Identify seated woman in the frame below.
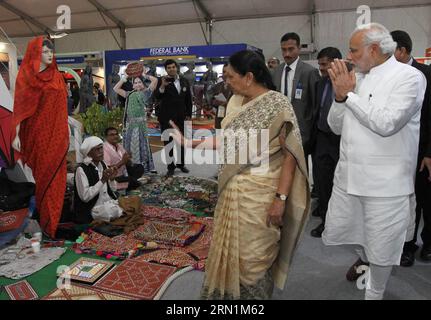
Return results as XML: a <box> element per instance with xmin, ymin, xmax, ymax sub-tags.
<box><xmin>73</xmin><ymin>136</ymin><xmax>121</xmax><ymax>224</ymax></box>
<box><xmin>170</xmin><ymin>50</ymin><xmax>309</xmax><ymax>299</ymax></box>
<box><xmin>114</xmin><ymin>68</ymin><xmax>158</xmax><ymax>175</ymax></box>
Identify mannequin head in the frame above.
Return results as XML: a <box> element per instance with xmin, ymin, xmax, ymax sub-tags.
<box><xmin>206</xmin><ymin>62</ymin><xmax>213</xmax><ymax>71</ymax></box>
<box><xmin>40</xmin><ymin>39</ymin><xmax>54</xmax><ymax>72</ymax></box>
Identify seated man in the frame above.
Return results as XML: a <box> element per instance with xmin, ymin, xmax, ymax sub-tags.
<box><xmin>103</xmin><ymin>127</ymin><xmax>141</xmax><ymax>190</ymax></box>
<box><xmin>73</xmin><ymin>136</ymin><xmax>121</xmax><ymax>224</ymax></box>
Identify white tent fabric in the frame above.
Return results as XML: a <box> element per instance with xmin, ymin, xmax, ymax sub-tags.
<box><xmin>1</xmin><ymin>1</ymin><xmax>430</xmax><ymax>59</ymax></box>
<box><xmin>0</xmin><ymin>75</ymin><xmax>12</xmax><ymax>111</ymax></box>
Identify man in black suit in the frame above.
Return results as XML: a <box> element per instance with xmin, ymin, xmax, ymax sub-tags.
<box><xmin>271</xmin><ymin>32</ymin><xmax>321</xmax><ymax>156</ymax></box>
<box><xmin>310</xmin><ymin>47</ymin><xmax>342</xmax><ymax>238</ymax></box>
<box><xmin>154</xmin><ymin>59</ymin><xmax>192</xmax><ymax>176</ymax></box>
<box><xmin>391</xmin><ymin>30</ymin><xmax>431</xmax><ymax>265</ymax></box>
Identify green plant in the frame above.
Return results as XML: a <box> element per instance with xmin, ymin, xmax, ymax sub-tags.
<box><xmin>77</xmin><ymin>103</ymin><xmax>124</xmax><ymax>138</ymax></box>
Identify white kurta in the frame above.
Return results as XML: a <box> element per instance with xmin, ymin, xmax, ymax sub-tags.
<box><xmin>75</xmin><ymin>160</ymin><xmax>121</xmax><ymax>221</ymax></box>
<box><xmin>322</xmin><ymin>56</ymin><xmax>426</xmax><ymax>266</ymax></box>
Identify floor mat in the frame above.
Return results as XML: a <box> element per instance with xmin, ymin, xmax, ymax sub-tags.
<box><xmin>5</xmin><ymin>280</ymin><xmax>38</xmax><ymax>300</ymax></box>
<box><xmin>94</xmin><ymin>260</ymin><xmax>176</xmax><ymax>300</ymax></box>
<box><xmin>42</xmin><ymin>283</ymin><xmax>131</xmax><ymax>300</ymax></box>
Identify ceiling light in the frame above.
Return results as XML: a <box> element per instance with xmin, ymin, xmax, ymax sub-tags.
<box><xmin>49</xmin><ymin>32</ymin><xmax>68</xmax><ymax>39</ymax></box>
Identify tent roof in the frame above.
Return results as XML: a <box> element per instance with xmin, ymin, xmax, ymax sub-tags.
<box><xmin>0</xmin><ymin>0</ymin><xmax>430</xmax><ymax>38</ymax></box>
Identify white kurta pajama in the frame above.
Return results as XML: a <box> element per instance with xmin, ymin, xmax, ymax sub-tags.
<box><xmin>322</xmin><ymin>56</ymin><xmax>426</xmax><ymax>268</ymax></box>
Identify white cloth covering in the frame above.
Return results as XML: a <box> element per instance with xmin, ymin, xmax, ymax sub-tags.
<box><xmin>365</xmin><ymin>264</ymin><xmax>393</xmax><ymax>300</ymax></box>
<box><xmin>327</xmin><ymin>55</ymin><xmax>426</xmax><ymax>197</ymax></box>
<box><xmin>323</xmin><ymin>55</ymin><xmax>426</xmax><ymax>268</ymax></box>
<box><xmin>79</xmin><ymin>136</ymin><xmax>104</xmax><ymax>162</ymax></box>
<box><xmin>323</xmin><ymin>186</ymin><xmax>411</xmax><ymax>266</ymax></box>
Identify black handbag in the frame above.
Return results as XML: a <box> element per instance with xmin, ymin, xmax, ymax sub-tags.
<box><xmin>0</xmin><ymin>176</ymin><xmax>35</xmax><ymax>211</ymax></box>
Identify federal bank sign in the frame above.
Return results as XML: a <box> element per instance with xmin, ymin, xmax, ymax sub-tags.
<box><xmin>149</xmin><ymin>46</ymin><xmax>190</xmax><ymax>56</ymax></box>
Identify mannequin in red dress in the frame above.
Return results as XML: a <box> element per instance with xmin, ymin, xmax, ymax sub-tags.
<box><xmin>12</xmin><ymin>37</ymin><xmax>69</xmax><ymax>238</ymax></box>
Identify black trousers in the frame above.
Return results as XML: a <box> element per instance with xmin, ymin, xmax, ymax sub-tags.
<box><xmin>314</xmin><ymin>130</ymin><xmax>340</xmax><ymax>223</ymax></box>
<box><xmin>404</xmin><ymin>157</ymin><xmax>431</xmax><ymax>251</ymax></box>
<box><xmin>160</xmin><ymin>121</ymin><xmax>186</xmax><ymax>171</ymax></box>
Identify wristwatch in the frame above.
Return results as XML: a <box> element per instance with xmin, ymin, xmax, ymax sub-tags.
<box><xmin>275</xmin><ymin>193</ymin><xmax>288</xmax><ymax>201</ymax></box>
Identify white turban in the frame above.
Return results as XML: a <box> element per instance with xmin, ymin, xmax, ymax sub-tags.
<box><xmin>80</xmin><ymin>136</ymin><xmax>104</xmax><ymax>161</ymax></box>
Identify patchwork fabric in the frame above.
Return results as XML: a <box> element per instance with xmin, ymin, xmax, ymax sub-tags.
<box><xmin>94</xmin><ymin>260</ymin><xmax>176</xmax><ymax>300</ymax></box>
<box><xmin>134</xmin><ymin>220</ymin><xmax>205</xmax><ymax>247</ymax></box>
<box><xmin>76</xmin><ymin>208</ymin><xmax>214</xmax><ymax>272</ymax></box>
<box><xmin>42</xmin><ymin>283</ymin><xmax>131</xmax><ymax>300</ymax></box>
<box><xmin>134</xmin><ymin>249</ymin><xmax>197</xmax><ymax>268</ymax></box>
<box><xmin>75</xmin><ymin>229</ymin><xmax>158</xmax><ymax>260</ymax></box>
<box><xmin>137</xmin><ymin>217</ymin><xmax>214</xmax><ymax>270</ymax></box>
<box><xmin>5</xmin><ymin>280</ymin><xmax>38</xmax><ymax>300</ymax></box>
<box><xmin>141</xmin><ymin>206</ymin><xmax>190</xmax><ymax>222</ymax></box>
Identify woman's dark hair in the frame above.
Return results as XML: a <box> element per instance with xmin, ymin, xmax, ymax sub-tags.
<box><xmin>42</xmin><ymin>39</ymin><xmax>54</xmax><ymax>50</ymax></box>
<box><xmin>229</xmin><ymin>50</ymin><xmax>276</xmax><ymax>90</ymax></box>
<box><xmin>132</xmin><ymin>76</ymin><xmax>145</xmax><ymax>84</ymax></box>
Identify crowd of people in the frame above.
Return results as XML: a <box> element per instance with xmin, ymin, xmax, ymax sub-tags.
<box><xmin>74</xmin><ymin>23</ymin><xmax>430</xmax><ymax>300</ymax></box>
<box><xmin>8</xmin><ymin>21</ymin><xmax>430</xmax><ymax>301</ymax></box>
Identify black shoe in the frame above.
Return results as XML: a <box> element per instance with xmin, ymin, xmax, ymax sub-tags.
<box><xmin>177</xmin><ymin>166</ymin><xmax>190</xmax><ymax>173</ymax></box>
<box><xmin>420</xmin><ymin>245</ymin><xmax>431</xmax><ymax>262</ymax></box>
<box><xmin>310</xmin><ymin>223</ymin><xmax>324</xmax><ymax>238</ymax></box>
<box><xmin>166</xmin><ymin>169</ymin><xmax>175</xmax><ymax>177</ymax></box>
<box><xmin>311</xmin><ymin>207</ymin><xmax>320</xmax><ymax>217</ymax></box>
<box><xmin>346</xmin><ymin>258</ymin><xmax>369</xmax><ymax>282</ymax></box>
<box><xmin>400</xmin><ymin>250</ymin><xmax>415</xmax><ymax>267</ymax></box>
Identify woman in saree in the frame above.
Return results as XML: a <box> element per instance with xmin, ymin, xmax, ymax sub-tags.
<box><xmin>114</xmin><ymin>69</ymin><xmax>158</xmax><ymax>175</ymax></box>
<box><xmin>170</xmin><ymin>50</ymin><xmax>310</xmax><ymax>299</ymax></box>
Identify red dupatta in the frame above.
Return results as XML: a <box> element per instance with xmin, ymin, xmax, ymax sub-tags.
<box><xmin>12</xmin><ymin>36</ymin><xmax>69</xmax><ymax>238</ymax></box>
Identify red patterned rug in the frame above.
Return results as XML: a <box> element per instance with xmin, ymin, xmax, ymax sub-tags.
<box><xmin>141</xmin><ymin>206</ymin><xmax>191</xmax><ymax>222</ymax></box>
<box><xmin>5</xmin><ymin>280</ymin><xmax>38</xmax><ymax>300</ymax></box>
<box><xmin>94</xmin><ymin>260</ymin><xmax>176</xmax><ymax>300</ymax></box>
